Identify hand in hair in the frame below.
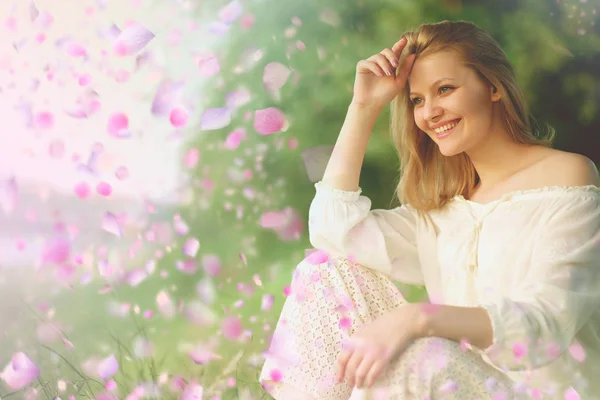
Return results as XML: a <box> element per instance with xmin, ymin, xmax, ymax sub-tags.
<box><xmin>352</xmin><ymin>37</ymin><xmax>416</xmax><ymax>111</ymax></box>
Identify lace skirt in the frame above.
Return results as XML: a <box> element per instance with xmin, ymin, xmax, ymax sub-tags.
<box><xmin>258</xmin><ymin>256</ymin><xmax>527</xmax><ymax>400</ymax></box>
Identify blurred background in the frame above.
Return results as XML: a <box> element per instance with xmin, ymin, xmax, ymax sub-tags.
<box><xmin>0</xmin><ymin>0</ymin><xmax>598</xmax><ymax>398</ymax></box>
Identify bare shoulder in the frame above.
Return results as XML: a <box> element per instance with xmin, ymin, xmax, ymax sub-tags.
<box><xmin>541</xmin><ymin>149</ymin><xmax>600</xmax><ymax>187</ymax></box>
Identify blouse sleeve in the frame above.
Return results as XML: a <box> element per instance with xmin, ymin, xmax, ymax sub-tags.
<box><xmin>307</xmin><ymin>180</ymin><xmax>424</xmax><ymax>285</ymax></box>
<box><xmin>477</xmin><ymin>191</ymin><xmax>600</xmax><ymax>371</ymax></box>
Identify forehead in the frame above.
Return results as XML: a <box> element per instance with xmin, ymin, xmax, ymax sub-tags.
<box><xmin>408</xmin><ymin>50</ymin><xmax>470</xmax><ymax>89</ymax></box>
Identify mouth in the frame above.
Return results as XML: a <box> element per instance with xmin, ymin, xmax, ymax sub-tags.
<box><xmin>435</xmin><ymin>119</ymin><xmax>461</xmax><ymax>139</ymax></box>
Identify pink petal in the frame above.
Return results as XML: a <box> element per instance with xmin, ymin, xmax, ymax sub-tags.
<box><xmin>98</xmin><ymin>355</ymin><xmax>118</xmax><ymax>380</ymax></box>
<box><xmin>202</xmin><ymin>254</ymin><xmax>221</xmax><ymax>276</ymax></box>
<box><xmin>1</xmin><ymin>352</ymin><xmax>40</xmax><ymax>390</ymax></box>
<box><xmin>263</xmin><ymin>62</ymin><xmax>290</xmax><ymax>91</ymax></box>
<box><xmin>169</xmin><ymin>107</ymin><xmax>188</xmax><ymax>128</ymax></box>
<box><xmin>565</xmin><ymin>387</ymin><xmax>581</xmax><ymax>400</ymax></box>
<box><xmin>184</xmin><ymin>301</ymin><xmax>217</xmax><ymax>326</ymax></box>
<box><xmin>224</xmin><ymin>128</ymin><xmax>247</xmax><ymax>150</ymax></box>
<box><xmin>113</xmin><ymin>23</ymin><xmax>155</xmax><ymax>56</ymax></box>
<box><xmin>225</xmin><ymin>87</ymin><xmax>251</xmax><ymax>109</ymax></box>
<box><xmin>151</xmin><ymin>80</ymin><xmax>185</xmax><ymax>117</ymax></box>
<box><xmin>176</xmin><ymin>259</ymin><xmax>198</xmax><ymax>275</ymax></box>
<box><xmin>64</xmin><ymin>41</ymin><xmax>87</xmax><ymax>57</ymax></box>
<box><xmin>219</xmin><ymin>0</ymin><xmax>243</xmax><ymax>24</ymax></box>
<box><xmin>133</xmin><ymin>338</ymin><xmax>154</xmax><ymax>358</ymax></box>
<box><xmin>126</xmin><ymin>269</ymin><xmax>148</xmax><ymax>287</ymax></box>
<box><xmin>107</xmin><ymin>113</ymin><xmax>129</xmax><ymax>137</ymax></box>
<box><xmin>74</xmin><ymin>182</ymin><xmax>91</xmax><ymax>199</ymax></box>
<box><xmin>156</xmin><ymin>291</ymin><xmax>176</xmax><ymax>318</ymax></box>
<box><xmin>200</xmin><ymin>107</ymin><xmax>231</xmax><ymax>131</ymax></box>
<box><xmin>569</xmin><ymin>342</ymin><xmax>586</xmax><ymax>362</ymax></box>
<box><xmin>33</xmin><ymin>10</ymin><xmax>54</xmax><ymax>30</ymax></box>
<box><xmin>182</xmin><ymin>238</ymin><xmax>200</xmax><ymax>257</ymax></box>
<box><xmin>0</xmin><ymin>177</ymin><xmax>18</xmax><ymax>215</ymax></box>
<box><xmin>195</xmin><ymin>52</ymin><xmax>220</xmax><ymax>77</ymax></box>
<box><xmin>189</xmin><ymin>347</ymin><xmax>221</xmax><ymax>364</ymax></box>
<box><xmin>183</xmin><ymin>148</ymin><xmax>200</xmax><ymax>168</ymax></box>
<box><xmin>222</xmin><ymin>316</ymin><xmax>243</xmax><ymax>340</ymax></box>
<box><xmin>181</xmin><ymin>383</ymin><xmax>204</xmax><ymax>400</ymax></box>
<box><xmin>261</xmin><ymin>294</ymin><xmax>274</xmax><ymax>311</ymax></box>
<box><xmin>102</xmin><ymin>212</ymin><xmax>123</xmax><ymax>237</ymax></box>
<box><xmin>254</xmin><ymin>107</ymin><xmax>286</xmax><ymax>135</ymax></box>
<box><xmin>41</xmin><ymin>235</ymin><xmax>70</xmax><ymax>265</ymax></box>
<box><xmin>512</xmin><ymin>342</ymin><xmax>527</xmax><ymax>359</ymax></box>
<box><xmin>96</xmin><ymin>181</ymin><xmax>112</xmax><ymax>196</ymax></box>
<box><xmin>34</xmin><ymin>111</ymin><xmax>54</xmax><ymax>129</ymax></box>
<box><xmin>305</xmin><ymin>249</ymin><xmax>329</xmax><ymax>265</ymax></box>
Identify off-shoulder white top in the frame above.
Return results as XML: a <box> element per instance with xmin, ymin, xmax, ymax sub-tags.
<box><xmin>308</xmin><ymin>180</ymin><xmax>600</xmax><ymax>398</ymax></box>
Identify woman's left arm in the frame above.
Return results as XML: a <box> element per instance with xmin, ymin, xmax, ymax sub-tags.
<box><xmin>419</xmin><ymin>189</ymin><xmax>600</xmax><ymax>371</ymax></box>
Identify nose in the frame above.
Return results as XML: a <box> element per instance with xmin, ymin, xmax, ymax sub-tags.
<box><xmin>423</xmin><ymin>100</ymin><xmax>443</xmax><ymax>125</ymax></box>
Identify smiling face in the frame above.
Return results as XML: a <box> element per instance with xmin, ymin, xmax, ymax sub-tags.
<box><xmin>408</xmin><ymin>49</ymin><xmax>502</xmax><ymax>157</ymax></box>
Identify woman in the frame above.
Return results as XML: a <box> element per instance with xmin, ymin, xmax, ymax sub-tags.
<box><xmin>259</xmin><ymin>20</ymin><xmax>600</xmax><ymax>399</ymax></box>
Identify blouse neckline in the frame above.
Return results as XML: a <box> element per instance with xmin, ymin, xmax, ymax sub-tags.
<box><xmin>453</xmin><ymin>184</ymin><xmax>600</xmax><ymax>207</ymax></box>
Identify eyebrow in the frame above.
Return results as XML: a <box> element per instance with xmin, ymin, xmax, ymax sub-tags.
<box><xmin>409</xmin><ymin>78</ymin><xmax>456</xmax><ymax>96</ymax></box>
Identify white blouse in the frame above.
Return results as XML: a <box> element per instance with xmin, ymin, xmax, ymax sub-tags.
<box><xmin>308</xmin><ymin>180</ymin><xmax>600</xmax><ymax>398</ymax></box>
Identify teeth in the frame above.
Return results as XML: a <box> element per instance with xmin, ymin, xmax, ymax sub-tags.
<box><xmin>435</xmin><ymin>120</ymin><xmax>459</xmax><ymax>134</ymax></box>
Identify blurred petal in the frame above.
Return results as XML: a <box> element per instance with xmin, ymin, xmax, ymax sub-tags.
<box><xmin>113</xmin><ymin>23</ymin><xmax>155</xmax><ymax>56</ymax></box>
<box><xmin>98</xmin><ymin>355</ymin><xmax>118</xmax><ymax>380</ymax></box>
<box><xmin>200</xmin><ymin>107</ymin><xmax>231</xmax><ymax>131</ymax></box>
<box><xmin>263</xmin><ymin>62</ymin><xmax>290</xmax><ymax>91</ymax></box>
<box><xmin>254</xmin><ymin>107</ymin><xmax>286</xmax><ymax>135</ymax></box>
<box><xmin>1</xmin><ymin>353</ymin><xmax>40</xmax><ymax>390</ymax></box>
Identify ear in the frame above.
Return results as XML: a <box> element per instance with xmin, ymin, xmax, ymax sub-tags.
<box><xmin>490</xmin><ymin>85</ymin><xmax>502</xmax><ymax>102</ymax></box>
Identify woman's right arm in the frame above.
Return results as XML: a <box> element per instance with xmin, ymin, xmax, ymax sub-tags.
<box><xmin>308</xmin><ymin>182</ymin><xmax>424</xmax><ymax>285</ymax></box>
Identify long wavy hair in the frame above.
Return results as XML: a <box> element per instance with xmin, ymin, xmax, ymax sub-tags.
<box><xmin>391</xmin><ymin>20</ymin><xmax>555</xmax><ymax>219</ymax></box>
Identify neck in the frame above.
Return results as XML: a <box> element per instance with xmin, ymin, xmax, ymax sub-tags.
<box><xmin>466</xmin><ymin>133</ymin><xmax>536</xmax><ymax>192</ymax></box>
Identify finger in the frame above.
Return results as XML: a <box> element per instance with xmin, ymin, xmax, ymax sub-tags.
<box><xmin>369</xmin><ymin>53</ymin><xmax>395</xmax><ymax>76</ymax></box>
<box><xmin>354</xmin><ymin>354</ymin><xmax>376</xmax><ymax>389</ymax></box>
<box><xmin>357</xmin><ymin>59</ymin><xmax>387</xmax><ymax>77</ymax></box>
<box><xmin>336</xmin><ymin>349</ymin><xmax>352</xmax><ymax>383</ymax></box>
<box><xmin>380</xmin><ymin>48</ymin><xmax>399</xmax><ymax>70</ymax></box>
<box><xmin>345</xmin><ymin>351</ymin><xmax>364</xmax><ymax>387</ymax></box>
<box><xmin>391</xmin><ymin>37</ymin><xmax>407</xmax><ymax>55</ymax></box>
<box><xmin>365</xmin><ymin>359</ymin><xmax>386</xmax><ymax>388</ymax></box>
<box><xmin>395</xmin><ymin>53</ymin><xmax>417</xmax><ymax>86</ymax></box>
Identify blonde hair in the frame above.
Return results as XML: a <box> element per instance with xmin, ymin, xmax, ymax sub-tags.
<box><xmin>390</xmin><ymin>20</ymin><xmax>555</xmax><ymax>219</ymax></box>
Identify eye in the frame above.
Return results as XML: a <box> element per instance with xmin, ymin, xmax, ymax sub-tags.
<box><xmin>410</xmin><ymin>86</ymin><xmax>455</xmax><ymax>105</ymax></box>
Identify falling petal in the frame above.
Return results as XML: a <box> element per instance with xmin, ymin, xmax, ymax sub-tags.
<box><xmin>224</xmin><ymin>128</ymin><xmax>247</xmax><ymax>150</ymax></box>
<box><xmin>0</xmin><ymin>177</ymin><xmax>18</xmax><ymax>215</ymax></box>
<box><xmin>263</xmin><ymin>62</ymin><xmax>290</xmax><ymax>92</ymax></box>
<box><xmin>126</xmin><ymin>268</ymin><xmax>147</xmax><ymax>287</ymax></box>
<box><xmin>320</xmin><ymin>8</ymin><xmax>341</xmax><ymax>27</ymax></box>
<box><xmin>196</xmin><ymin>278</ymin><xmax>216</xmax><ymax>304</ymax></box>
<box><xmin>41</xmin><ymin>235</ymin><xmax>70</xmax><ymax>265</ymax></box>
<box><xmin>305</xmin><ymin>249</ymin><xmax>329</xmax><ymax>265</ymax></box>
<box><xmin>259</xmin><ymin>207</ymin><xmax>303</xmax><ymax>241</ymax></box>
<box><xmin>151</xmin><ymin>80</ymin><xmax>185</xmax><ymax>117</ymax></box>
<box><xmin>181</xmin><ymin>383</ymin><xmax>204</xmax><ymax>400</ymax></box>
<box><xmin>219</xmin><ymin>0</ymin><xmax>243</xmax><ymax>24</ymax></box>
<box><xmin>169</xmin><ymin>107</ymin><xmax>188</xmax><ymax>127</ymax></box>
<box><xmin>34</xmin><ymin>10</ymin><xmax>53</xmax><ymax>30</ymax></box>
<box><xmin>184</xmin><ymin>301</ymin><xmax>217</xmax><ymax>326</ymax></box>
<box><xmin>183</xmin><ymin>148</ymin><xmax>200</xmax><ymax>168</ymax></box>
<box><xmin>195</xmin><ymin>52</ymin><xmax>220</xmax><ymax>77</ymax></box>
<box><xmin>74</xmin><ymin>182</ymin><xmax>91</xmax><ymax>199</ymax></box>
<box><xmin>189</xmin><ymin>346</ymin><xmax>221</xmax><ymax>364</ymax></box>
<box><xmin>29</xmin><ymin>1</ymin><xmax>39</xmax><ymax>22</ymax></box>
<box><xmin>254</xmin><ymin>107</ymin><xmax>286</xmax><ymax>135</ymax></box>
<box><xmin>512</xmin><ymin>343</ymin><xmax>527</xmax><ymax>359</ymax></box>
<box><xmin>261</xmin><ymin>295</ymin><xmax>274</xmax><ymax>311</ymax></box>
<box><xmin>98</xmin><ymin>355</ymin><xmax>118</xmax><ymax>380</ymax></box>
<box><xmin>1</xmin><ymin>353</ymin><xmax>40</xmax><ymax>390</ymax></box>
<box><xmin>156</xmin><ymin>291</ymin><xmax>176</xmax><ymax>318</ymax></box>
<box><xmin>222</xmin><ymin>316</ymin><xmax>243</xmax><ymax>340</ymax></box>
<box><xmin>182</xmin><ymin>238</ymin><xmax>200</xmax><ymax>257</ymax></box>
<box><xmin>202</xmin><ymin>254</ymin><xmax>221</xmax><ymax>276</ymax></box>
<box><xmin>569</xmin><ymin>342</ymin><xmax>586</xmax><ymax>362</ymax></box>
<box><xmin>176</xmin><ymin>259</ymin><xmax>197</xmax><ymax>275</ymax></box>
<box><xmin>200</xmin><ymin>107</ymin><xmax>231</xmax><ymax>131</ymax></box>
<box><xmin>132</xmin><ymin>338</ymin><xmax>154</xmax><ymax>358</ymax></box>
<box><xmin>96</xmin><ymin>182</ymin><xmax>112</xmax><ymax>196</ymax></box>
<box><xmin>107</xmin><ymin>112</ymin><xmax>130</xmax><ymax>138</ymax></box>
<box><xmin>225</xmin><ymin>87</ymin><xmax>251</xmax><ymax>109</ymax></box>
<box><xmin>113</xmin><ymin>23</ymin><xmax>155</xmax><ymax>56</ymax></box>
<box><xmin>301</xmin><ymin>145</ymin><xmax>334</xmax><ymax>182</ymax></box>
<box><xmin>565</xmin><ymin>388</ymin><xmax>581</xmax><ymax>400</ymax></box>
<box><xmin>33</xmin><ymin>111</ymin><xmax>54</xmax><ymax>129</ymax></box>
<box><xmin>101</xmin><ymin>212</ymin><xmax>122</xmax><ymax>237</ymax></box>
